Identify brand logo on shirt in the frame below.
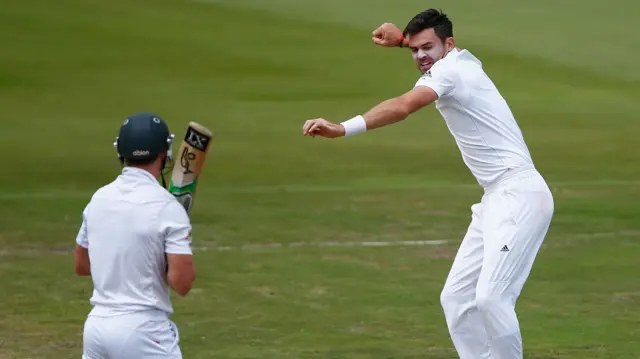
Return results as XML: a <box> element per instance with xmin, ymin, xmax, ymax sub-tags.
<box><xmin>422</xmin><ymin>70</ymin><xmax>432</xmax><ymax>78</ymax></box>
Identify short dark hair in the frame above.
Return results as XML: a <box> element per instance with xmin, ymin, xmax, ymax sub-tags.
<box><xmin>403</xmin><ymin>9</ymin><xmax>453</xmax><ymax>43</ymax></box>
<box><xmin>123</xmin><ymin>155</ymin><xmax>159</xmax><ymax>167</ymax></box>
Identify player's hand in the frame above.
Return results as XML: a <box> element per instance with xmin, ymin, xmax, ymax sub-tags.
<box><xmin>302</xmin><ymin>118</ymin><xmax>345</xmax><ymax>138</ymax></box>
<box><xmin>372</xmin><ymin>22</ymin><xmax>404</xmax><ymax>47</ymax></box>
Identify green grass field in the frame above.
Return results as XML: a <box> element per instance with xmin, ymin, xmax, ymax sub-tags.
<box><xmin>2</xmin><ymin>0</ymin><xmax>640</xmax><ymax>358</ymax></box>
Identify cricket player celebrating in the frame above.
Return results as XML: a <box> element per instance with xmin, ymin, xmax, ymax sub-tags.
<box><xmin>302</xmin><ymin>9</ymin><xmax>554</xmax><ymax>359</ymax></box>
<box><xmin>74</xmin><ymin>113</ymin><xmax>196</xmax><ymax>359</ymax></box>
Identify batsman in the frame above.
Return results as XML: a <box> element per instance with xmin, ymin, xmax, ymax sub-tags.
<box><xmin>74</xmin><ymin>113</ymin><xmax>197</xmax><ymax>359</ymax></box>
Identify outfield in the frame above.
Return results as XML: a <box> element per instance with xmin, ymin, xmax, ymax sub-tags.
<box><xmin>1</xmin><ymin>0</ymin><xmax>640</xmax><ymax>358</ymax></box>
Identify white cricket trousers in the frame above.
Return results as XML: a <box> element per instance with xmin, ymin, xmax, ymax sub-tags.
<box><xmin>82</xmin><ymin>311</ymin><xmax>182</xmax><ymax>359</ymax></box>
<box><xmin>440</xmin><ymin>167</ymin><xmax>554</xmax><ymax>359</ymax></box>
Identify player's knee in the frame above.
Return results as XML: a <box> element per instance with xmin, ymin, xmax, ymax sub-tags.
<box><xmin>440</xmin><ymin>287</ymin><xmax>457</xmax><ymax>309</ymax></box>
<box><xmin>440</xmin><ymin>286</ymin><xmax>472</xmax><ymax>311</ymax></box>
<box><xmin>475</xmin><ymin>292</ymin><xmax>506</xmax><ymax>314</ymax></box>
<box><xmin>440</xmin><ymin>290</ymin><xmax>461</xmax><ymax>329</ymax></box>
<box><xmin>440</xmin><ymin>287</ymin><xmax>479</xmax><ymax>331</ymax></box>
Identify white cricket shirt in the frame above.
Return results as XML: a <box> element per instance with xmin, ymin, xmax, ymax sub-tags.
<box><xmin>76</xmin><ymin>167</ymin><xmax>192</xmax><ymax>317</ymax></box>
<box><xmin>414</xmin><ymin>48</ymin><xmax>534</xmax><ymax>187</ymax></box>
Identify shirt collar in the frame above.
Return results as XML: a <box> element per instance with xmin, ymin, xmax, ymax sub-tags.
<box><xmin>444</xmin><ymin>47</ymin><xmax>460</xmax><ymax>58</ymax></box>
<box><xmin>121</xmin><ymin>166</ymin><xmax>159</xmax><ymax>183</ymax></box>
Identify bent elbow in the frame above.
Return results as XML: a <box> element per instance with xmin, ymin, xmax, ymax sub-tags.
<box><xmin>399</xmin><ymin>107</ymin><xmax>412</xmax><ymax>119</ymax></box>
<box><xmin>75</xmin><ymin>264</ymin><xmax>90</xmax><ymax>276</ymax></box>
<box><xmin>400</xmin><ymin>98</ymin><xmax>422</xmax><ymax>117</ymax></box>
<box><xmin>172</xmin><ymin>279</ymin><xmax>195</xmax><ymax>296</ymax></box>
<box><xmin>174</xmin><ymin>283</ymin><xmax>193</xmax><ymax>297</ymax></box>
<box><xmin>169</xmin><ymin>270</ymin><xmax>196</xmax><ymax>296</ymax></box>
<box><xmin>74</xmin><ymin>245</ymin><xmax>91</xmax><ymax>276</ymax></box>
<box><xmin>394</xmin><ymin>99</ymin><xmax>414</xmax><ymax>119</ymax></box>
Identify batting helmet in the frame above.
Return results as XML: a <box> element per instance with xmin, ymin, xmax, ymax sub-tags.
<box><xmin>113</xmin><ymin>112</ymin><xmax>175</xmax><ymax>162</ymax></box>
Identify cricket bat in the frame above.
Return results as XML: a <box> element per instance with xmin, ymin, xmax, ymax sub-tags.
<box><xmin>168</xmin><ymin>122</ymin><xmax>214</xmax><ymax>214</ymax></box>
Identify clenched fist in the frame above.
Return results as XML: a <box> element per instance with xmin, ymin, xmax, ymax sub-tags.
<box><xmin>302</xmin><ymin>118</ymin><xmax>345</xmax><ymax>138</ymax></box>
<box><xmin>372</xmin><ymin>22</ymin><xmax>404</xmax><ymax>47</ymax></box>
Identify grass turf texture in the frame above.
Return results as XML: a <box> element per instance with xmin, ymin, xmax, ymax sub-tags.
<box><xmin>1</xmin><ymin>0</ymin><xmax>640</xmax><ymax>358</ymax></box>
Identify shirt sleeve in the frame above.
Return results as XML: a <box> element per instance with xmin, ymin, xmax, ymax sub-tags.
<box><xmin>75</xmin><ymin>204</ymin><xmax>89</xmax><ymax>248</ymax></box>
<box><xmin>414</xmin><ymin>64</ymin><xmax>456</xmax><ymax>98</ymax></box>
<box><xmin>160</xmin><ymin>200</ymin><xmax>193</xmax><ymax>255</ymax></box>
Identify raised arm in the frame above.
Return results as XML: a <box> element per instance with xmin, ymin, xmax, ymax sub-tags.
<box><xmin>357</xmin><ymin>86</ymin><xmax>438</xmax><ymax>131</ymax></box>
<box><xmin>302</xmin><ymin>86</ymin><xmax>438</xmax><ymax>138</ymax></box>
<box><xmin>372</xmin><ymin>22</ymin><xmax>407</xmax><ymax>47</ymax></box>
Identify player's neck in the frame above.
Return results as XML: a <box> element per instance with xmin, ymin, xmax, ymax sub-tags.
<box><xmin>131</xmin><ymin>164</ymin><xmax>161</xmax><ymax>179</ymax></box>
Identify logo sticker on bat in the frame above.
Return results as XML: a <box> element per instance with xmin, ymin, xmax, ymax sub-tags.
<box><xmin>180</xmin><ymin>147</ymin><xmax>197</xmax><ymax>174</ymax></box>
<box><xmin>185</xmin><ymin>128</ymin><xmax>210</xmax><ymax>152</ymax></box>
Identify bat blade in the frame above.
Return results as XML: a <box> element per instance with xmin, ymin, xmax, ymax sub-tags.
<box><xmin>168</xmin><ymin>122</ymin><xmax>213</xmax><ymax>214</ymax></box>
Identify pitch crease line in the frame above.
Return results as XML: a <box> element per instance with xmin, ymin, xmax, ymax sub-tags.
<box><xmin>1</xmin><ymin>179</ymin><xmax>640</xmax><ymax>200</ymax></box>
<box><xmin>3</xmin><ymin>231</ymin><xmax>640</xmax><ymax>257</ymax></box>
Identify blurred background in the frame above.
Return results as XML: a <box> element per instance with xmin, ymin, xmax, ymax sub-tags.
<box><xmin>1</xmin><ymin>0</ymin><xmax>639</xmax><ymax>358</ymax></box>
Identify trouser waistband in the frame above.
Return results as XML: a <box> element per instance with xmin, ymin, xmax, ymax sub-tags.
<box><xmin>484</xmin><ymin>164</ymin><xmax>538</xmax><ymax>194</ymax></box>
<box><xmin>89</xmin><ymin>307</ymin><xmax>169</xmax><ymax>320</ymax></box>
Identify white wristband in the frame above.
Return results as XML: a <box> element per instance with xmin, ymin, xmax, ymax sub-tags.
<box><xmin>340</xmin><ymin>115</ymin><xmax>367</xmax><ymax>136</ymax></box>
